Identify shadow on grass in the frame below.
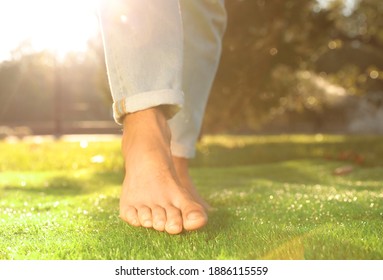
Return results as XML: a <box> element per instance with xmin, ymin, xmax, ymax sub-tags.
<box><xmin>200</xmin><ymin>159</ymin><xmax>383</xmax><ymax>194</ymax></box>
<box><xmin>93</xmin><ymin>171</ymin><xmax>123</xmax><ymax>186</ymax></box>
<box><xmin>3</xmin><ymin>172</ymin><xmax>123</xmax><ymax>197</ymax></box>
<box><xmin>202</xmin><ymin>208</ymin><xmax>233</xmax><ymax>235</ymax></box>
<box><xmin>192</xmin><ymin>136</ymin><xmax>383</xmax><ymax>168</ymax></box>
<box><xmin>197</xmin><ymin>160</ymin><xmax>331</xmax><ymax>190</ymax></box>
<box><xmin>3</xmin><ymin>176</ymin><xmax>86</xmax><ymax>196</ymax></box>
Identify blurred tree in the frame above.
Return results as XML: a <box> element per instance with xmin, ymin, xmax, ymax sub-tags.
<box><xmin>315</xmin><ymin>0</ymin><xmax>383</xmax><ymax>93</ymax></box>
<box><xmin>0</xmin><ymin>45</ymin><xmax>111</xmax><ymax>129</ymax></box>
<box><xmin>203</xmin><ymin>0</ymin><xmax>383</xmax><ymax>133</ymax></box>
<box><xmin>0</xmin><ymin>49</ymin><xmax>55</xmax><ymax>122</ymax></box>
<box><xmin>86</xmin><ymin>33</ymin><xmax>112</xmax><ymax>105</ymax></box>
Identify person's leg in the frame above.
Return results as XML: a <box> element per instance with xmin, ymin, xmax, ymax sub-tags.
<box><xmin>170</xmin><ymin>0</ymin><xmax>227</xmax><ymax>206</ymax></box>
<box><xmin>98</xmin><ymin>0</ymin><xmax>208</xmax><ymax>234</ymax></box>
<box><xmin>98</xmin><ymin>0</ymin><xmax>184</xmax><ymax>123</ymax></box>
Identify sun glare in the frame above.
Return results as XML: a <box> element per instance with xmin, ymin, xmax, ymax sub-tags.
<box><xmin>0</xmin><ymin>0</ymin><xmax>100</xmax><ymax>61</ymax></box>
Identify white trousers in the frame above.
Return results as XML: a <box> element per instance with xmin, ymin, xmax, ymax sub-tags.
<box><xmin>99</xmin><ymin>0</ymin><xmax>227</xmax><ymax>158</ymax></box>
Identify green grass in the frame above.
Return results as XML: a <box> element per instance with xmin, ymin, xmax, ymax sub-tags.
<box><xmin>0</xmin><ymin>134</ymin><xmax>382</xmax><ymax>260</ymax></box>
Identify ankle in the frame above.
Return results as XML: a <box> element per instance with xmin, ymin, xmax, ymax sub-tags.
<box><xmin>123</xmin><ymin>107</ymin><xmax>167</xmax><ymax>127</ymax></box>
<box><xmin>121</xmin><ymin>107</ymin><xmax>173</xmax><ymax>158</ymax></box>
<box><xmin>173</xmin><ymin>156</ymin><xmax>190</xmax><ymax>178</ymax></box>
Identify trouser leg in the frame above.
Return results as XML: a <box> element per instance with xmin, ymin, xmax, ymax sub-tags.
<box><xmin>99</xmin><ymin>0</ymin><xmax>227</xmax><ymax>158</ymax></box>
<box><xmin>169</xmin><ymin>0</ymin><xmax>227</xmax><ymax>158</ymax></box>
<box><xmin>98</xmin><ymin>0</ymin><xmax>185</xmax><ymax>124</ymax></box>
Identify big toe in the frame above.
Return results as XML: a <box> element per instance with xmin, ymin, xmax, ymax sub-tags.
<box><xmin>182</xmin><ymin>204</ymin><xmax>208</xmax><ymax>231</ymax></box>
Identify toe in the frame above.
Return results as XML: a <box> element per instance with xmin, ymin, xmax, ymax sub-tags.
<box><xmin>182</xmin><ymin>203</ymin><xmax>208</xmax><ymax>231</ymax></box>
<box><xmin>164</xmin><ymin>206</ymin><xmax>183</xmax><ymax>235</ymax></box>
<box><xmin>122</xmin><ymin>206</ymin><xmax>140</xmax><ymax>227</ymax></box>
<box><xmin>152</xmin><ymin>206</ymin><xmax>166</xmax><ymax>231</ymax></box>
<box><xmin>137</xmin><ymin>206</ymin><xmax>153</xmax><ymax>228</ymax></box>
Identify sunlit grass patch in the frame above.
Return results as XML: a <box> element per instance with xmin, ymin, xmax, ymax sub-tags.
<box><xmin>0</xmin><ymin>135</ymin><xmax>382</xmax><ymax>259</ymax></box>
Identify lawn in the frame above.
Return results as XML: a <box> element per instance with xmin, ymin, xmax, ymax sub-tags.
<box><xmin>0</xmin><ymin>134</ymin><xmax>382</xmax><ymax>260</ymax></box>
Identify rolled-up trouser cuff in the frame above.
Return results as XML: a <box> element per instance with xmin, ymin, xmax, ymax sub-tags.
<box><xmin>170</xmin><ymin>140</ymin><xmax>196</xmax><ymax>159</ymax></box>
<box><xmin>113</xmin><ymin>89</ymin><xmax>184</xmax><ymax>125</ymax></box>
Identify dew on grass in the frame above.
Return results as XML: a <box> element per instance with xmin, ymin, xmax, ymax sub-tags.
<box><xmin>61</xmin><ymin>211</ymin><xmax>69</xmax><ymax>218</ymax></box>
<box><xmin>259</xmin><ymin>219</ymin><xmax>264</xmax><ymax>225</ymax></box>
<box><xmin>91</xmin><ymin>155</ymin><xmax>105</xmax><ymax>163</ymax></box>
<box><xmin>239</xmin><ymin>192</ymin><xmax>247</xmax><ymax>198</ymax></box>
<box><xmin>80</xmin><ymin>140</ymin><xmax>88</xmax><ymax>149</ymax></box>
<box><xmin>3</xmin><ymin>208</ymin><xmax>12</xmax><ymax>215</ymax></box>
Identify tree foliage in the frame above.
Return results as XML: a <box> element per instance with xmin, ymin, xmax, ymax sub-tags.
<box><xmin>204</xmin><ymin>0</ymin><xmax>383</xmax><ymax>132</ymax></box>
<box><xmin>0</xmin><ymin>43</ymin><xmax>110</xmax><ymax>126</ymax></box>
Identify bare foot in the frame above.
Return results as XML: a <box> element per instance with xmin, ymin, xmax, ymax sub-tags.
<box><xmin>172</xmin><ymin>156</ymin><xmax>211</xmax><ymax>211</ymax></box>
<box><xmin>119</xmin><ymin>108</ymin><xmax>207</xmax><ymax>234</ymax></box>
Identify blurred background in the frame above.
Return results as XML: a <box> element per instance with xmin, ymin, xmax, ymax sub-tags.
<box><xmin>0</xmin><ymin>0</ymin><xmax>382</xmax><ymax>139</ymax></box>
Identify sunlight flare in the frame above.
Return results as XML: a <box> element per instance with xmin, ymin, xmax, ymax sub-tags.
<box><xmin>0</xmin><ymin>0</ymin><xmax>100</xmax><ymax>61</ymax></box>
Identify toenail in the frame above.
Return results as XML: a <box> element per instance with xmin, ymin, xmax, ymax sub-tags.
<box><xmin>169</xmin><ymin>224</ymin><xmax>181</xmax><ymax>232</ymax></box>
<box><xmin>187</xmin><ymin>211</ymin><xmax>204</xmax><ymax>220</ymax></box>
<box><xmin>155</xmin><ymin>220</ymin><xmax>165</xmax><ymax>227</ymax></box>
<box><xmin>125</xmin><ymin>213</ymin><xmax>136</xmax><ymax>222</ymax></box>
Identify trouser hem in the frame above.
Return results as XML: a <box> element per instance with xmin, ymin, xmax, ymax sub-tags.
<box><xmin>113</xmin><ymin>89</ymin><xmax>184</xmax><ymax>124</ymax></box>
<box><xmin>170</xmin><ymin>141</ymin><xmax>196</xmax><ymax>159</ymax></box>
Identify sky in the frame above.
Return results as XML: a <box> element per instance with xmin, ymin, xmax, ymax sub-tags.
<box><xmin>0</xmin><ymin>0</ymin><xmax>100</xmax><ymax>62</ymax></box>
